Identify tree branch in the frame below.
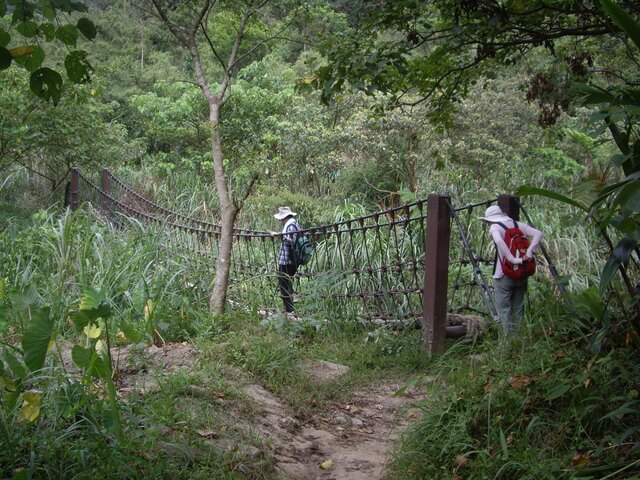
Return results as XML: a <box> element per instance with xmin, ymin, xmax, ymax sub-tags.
<box><xmin>235</xmin><ymin>171</ymin><xmax>260</xmax><ymax>209</ymax></box>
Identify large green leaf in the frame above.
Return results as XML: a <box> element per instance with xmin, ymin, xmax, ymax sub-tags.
<box><xmin>71</xmin><ymin>345</ymin><xmax>109</xmax><ymax>378</ymax></box>
<box><xmin>0</xmin><ymin>30</ymin><xmax>10</xmax><ymax>47</ymax></box>
<box><xmin>30</xmin><ymin>67</ymin><xmax>63</xmax><ymax>104</ymax></box>
<box><xmin>22</xmin><ymin>307</ymin><xmax>55</xmax><ymax>372</ymax></box>
<box><xmin>64</xmin><ymin>50</ymin><xmax>91</xmax><ymax>83</ymax></box>
<box><xmin>71</xmin><ymin>345</ymin><xmax>92</xmax><ymax>369</ymax></box>
<box><xmin>600</xmin><ymin>237</ymin><xmax>637</xmax><ymax>294</ymax></box>
<box><xmin>8</xmin><ymin>285</ymin><xmax>40</xmax><ymax>316</ymax></box>
<box><xmin>55</xmin><ymin>24</ymin><xmax>78</xmax><ymax>47</ymax></box>
<box><xmin>15</xmin><ymin>20</ymin><xmax>38</xmax><ymax>38</ymax></box>
<box><xmin>613</xmin><ymin>180</ymin><xmax>640</xmax><ymax>213</ymax></box>
<box><xmin>16</xmin><ymin>45</ymin><xmax>45</xmax><ymax>72</ymax></box>
<box><xmin>516</xmin><ymin>185</ymin><xmax>587</xmax><ymax>211</ymax></box>
<box><xmin>0</xmin><ymin>46</ymin><xmax>10</xmax><ymax>69</ymax></box>
<box><xmin>570</xmin><ymin>83</ymin><xmax>613</xmax><ymax>105</ymax></box>
<box><xmin>3</xmin><ymin>349</ymin><xmax>28</xmax><ymax>380</ymax></box>
<box><xmin>599</xmin><ymin>0</ymin><xmax>640</xmax><ymax>50</ymax></box>
<box><xmin>69</xmin><ymin>288</ymin><xmax>111</xmax><ymax>330</ymax></box>
<box><xmin>76</xmin><ymin>17</ymin><xmax>96</xmax><ymax>41</ymax></box>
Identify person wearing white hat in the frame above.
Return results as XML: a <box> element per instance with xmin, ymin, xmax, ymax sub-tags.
<box><xmin>479</xmin><ymin>205</ymin><xmax>543</xmax><ymax>335</ymax></box>
<box><xmin>270</xmin><ymin>206</ymin><xmax>302</xmax><ymax>313</ymax></box>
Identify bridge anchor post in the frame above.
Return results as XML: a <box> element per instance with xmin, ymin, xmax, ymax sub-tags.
<box><xmin>422</xmin><ymin>194</ymin><xmax>451</xmax><ymax>357</ymax></box>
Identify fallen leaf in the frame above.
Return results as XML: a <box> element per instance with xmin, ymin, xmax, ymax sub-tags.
<box><xmin>319</xmin><ymin>460</ymin><xmax>333</xmax><ymax>470</ymax></box>
<box><xmin>509</xmin><ymin>375</ymin><xmax>532</xmax><ymax>389</ymax></box>
<box><xmin>571</xmin><ymin>453</ymin><xmax>590</xmax><ymax>470</ymax></box>
<box><xmin>482</xmin><ymin>379</ymin><xmax>493</xmax><ymax>393</ymax></box>
<box><xmin>454</xmin><ymin>454</ymin><xmax>469</xmax><ymax>468</ymax></box>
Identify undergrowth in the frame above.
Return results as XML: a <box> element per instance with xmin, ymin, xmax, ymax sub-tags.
<box><xmin>386</xmin><ymin>302</ymin><xmax>640</xmax><ymax>480</ymax></box>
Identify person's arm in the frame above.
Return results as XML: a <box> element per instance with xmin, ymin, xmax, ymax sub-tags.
<box><xmin>520</xmin><ymin>223</ymin><xmax>544</xmax><ymax>259</ymax></box>
<box><xmin>283</xmin><ymin>223</ymin><xmax>297</xmax><ymax>246</ymax></box>
<box><xmin>490</xmin><ymin>225</ymin><xmax>523</xmax><ymax>264</ymax></box>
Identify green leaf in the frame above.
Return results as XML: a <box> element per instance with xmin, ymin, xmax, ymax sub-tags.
<box><xmin>22</xmin><ymin>307</ymin><xmax>55</xmax><ymax>372</ymax></box>
<box><xmin>600</xmin><ymin>237</ymin><xmax>637</xmax><ymax>294</ymax></box>
<box><xmin>76</xmin><ymin>17</ymin><xmax>96</xmax><ymax>40</ymax></box>
<box><xmin>55</xmin><ymin>24</ymin><xmax>78</xmax><ymax>46</ymax></box>
<box><xmin>613</xmin><ymin>180</ymin><xmax>640</xmax><ymax>213</ymax></box>
<box><xmin>545</xmin><ymin>382</ymin><xmax>571</xmax><ymax>400</ymax></box>
<box><xmin>571</xmin><ymin>83</ymin><xmax>613</xmax><ymax>105</ymax></box>
<box><xmin>599</xmin><ymin>0</ymin><xmax>640</xmax><ymax>50</ymax></box>
<box><xmin>40</xmin><ymin>23</ymin><xmax>56</xmax><ymax>41</ymax></box>
<box><xmin>0</xmin><ymin>46</ymin><xmax>11</xmax><ymax>69</ymax></box>
<box><xmin>79</xmin><ymin>287</ymin><xmax>104</xmax><ymax>311</ymax></box>
<box><xmin>71</xmin><ymin>345</ymin><xmax>108</xmax><ymax>378</ymax></box>
<box><xmin>42</xmin><ymin>6</ymin><xmax>55</xmax><ymax>20</ymax></box>
<box><xmin>12</xmin><ymin>2</ymin><xmax>35</xmax><ymax>23</ymax></box>
<box><xmin>22</xmin><ymin>45</ymin><xmax>45</xmax><ymax>72</ymax></box>
<box><xmin>8</xmin><ymin>285</ymin><xmax>40</xmax><ymax>315</ymax></box>
<box><xmin>516</xmin><ymin>185</ymin><xmax>587</xmax><ymax>211</ymax></box>
<box><xmin>64</xmin><ymin>50</ymin><xmax>91</xmax><ymax>83</ymax></box>
<box><xmin>0</xmin><ymin>0</ymin><xmax>6</xmax><ymax>17</ymax></box>
<box><xmin>4</xmin><ymin>349</ymin><xmax>28</xmax><ymax>380</ymax></box>
<box><xmin>499</xmin><ymin>428</ymin><xmax>509</xmax><ymax>459</ymax></box>
<box><xmin>71</xmin><ymin>345</ymin><xmax>92</xmax><ymax>368</ymax></box>
<box><xmin>30</xmin><ymin>67</ymin><xmax>63</xmax><ymax>104</ymax></box>
<box><xmin>16</xmin><ymin>20</ymin><xmax>38</xmax><ymax>38</ymax></box>
<box><xmin>0</xmin><ymin>30</ymin><xmax>10</xmax><ymax>47</ymax></box>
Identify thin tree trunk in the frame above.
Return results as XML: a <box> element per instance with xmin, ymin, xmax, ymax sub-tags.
<box><xmin>211</xmin><ymin>201</ymin><xmax>238</xmax><ymax>313</ymax></box>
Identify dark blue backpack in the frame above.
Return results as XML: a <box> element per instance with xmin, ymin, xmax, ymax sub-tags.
<box><xmin>293</xmin><ymin>233</ymin><xmax>314</xmax><ymax>266</ymax></box>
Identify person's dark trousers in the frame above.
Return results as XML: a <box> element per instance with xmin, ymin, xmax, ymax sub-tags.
<box><xmin>278</xmin><ymin>263</ymin><xmax>298</xmax><ymax>313</ymax></box>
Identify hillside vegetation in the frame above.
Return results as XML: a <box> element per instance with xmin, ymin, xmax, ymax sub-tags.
<box><xmin>1</xmin><ymin>1</ymin><xmax>639</xmax><ymax>478</ymax></box>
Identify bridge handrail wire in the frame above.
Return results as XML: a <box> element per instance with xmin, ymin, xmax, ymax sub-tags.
<box><xmin>446</xmin><ymin>198</ymin><xmax>499</xmax><ymax>320</ymax></box>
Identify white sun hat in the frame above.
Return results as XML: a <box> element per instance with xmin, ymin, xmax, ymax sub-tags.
<box><xmin>479</xmin><ymin>205</ymin><xmax>512</xmax><ymax>223</ymax></box>
<box><xmin>274</xmin><ymin>206</ymin><xmax>297</xmax><ymax>220</ymax></box>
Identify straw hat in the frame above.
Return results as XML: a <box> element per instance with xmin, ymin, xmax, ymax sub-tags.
<box><xmin>274</xmin><ymin>206</ymin><xmax>297</xmax><ymax>220</ymax></box>
<box><xmin>479</xmin><ymin>205</ymin><xmax>512</xmax><ymax>223</ymax></box>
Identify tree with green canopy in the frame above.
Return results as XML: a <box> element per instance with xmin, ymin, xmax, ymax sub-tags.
<box><xmin>144</xmin><ymin>0</ymin><xmax>301</xmax><ymax>314</ymax></box>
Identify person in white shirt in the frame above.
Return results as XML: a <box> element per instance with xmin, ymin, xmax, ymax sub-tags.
<box><xmin>479</xmin><ymin>205</ymin><xmax>543</xmax><ymax>335</ymax></box>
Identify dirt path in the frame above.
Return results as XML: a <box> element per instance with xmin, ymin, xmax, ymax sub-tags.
<box><xmin>243</xmin><ymin>361</ymin><xmax>425</xmax><ymax>480</ymax></box>
<box><xmin>104</xmin><ymin>344</ymin><xmax>426</xmax><ymax>479</ymax></box>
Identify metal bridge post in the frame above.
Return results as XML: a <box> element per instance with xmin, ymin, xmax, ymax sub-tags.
<box><xmin>70</xmin><ymin>167</ymin><xmax>79</xmax><ymax>211</ymax></box>
<box><xmin>498</xmin><ymin>194</ymin><xmax>520</xmax><ymax>221</ymax></box>
<box><xmin>101</xmin><ymin>168</ymin><xmax>111</xmax><ymax>211</ymax></box>
<box><xmin>422</xmin><ymin>194</ymin><xmax>451</xmax><ymax>357</ymax></box>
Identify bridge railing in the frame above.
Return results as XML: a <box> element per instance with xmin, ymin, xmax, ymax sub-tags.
<box><xmin>71</xmin><ymin>167</ymin><xmax>561</xmax><ymax>356</ymax></box>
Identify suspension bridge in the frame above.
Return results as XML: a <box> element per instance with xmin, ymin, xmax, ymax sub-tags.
<box><xmin>69</xmin><ymin>168</ymin><xmax>562</xmax><ymax>356</ymax></box>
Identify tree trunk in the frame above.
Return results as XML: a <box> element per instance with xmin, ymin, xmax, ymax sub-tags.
<box><xmin>206</xmin><ymin>99</ymin><xmax>237</xmax><ymax>315</ymax></box>
<box><xmin>210</xmin><ymin>202</ymin><xmax>238</xmax><ymax>314</ymax></box>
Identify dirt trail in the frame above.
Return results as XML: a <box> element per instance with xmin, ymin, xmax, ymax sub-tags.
<box><xmin>106</xmin><ymin>343</ymin><xmax>427</xmax><ymax>480</ymax></box>
<box><xmin>244</xmin><ymin>378</ymin><xmax>424</xmax><ymax>480</ymax></box>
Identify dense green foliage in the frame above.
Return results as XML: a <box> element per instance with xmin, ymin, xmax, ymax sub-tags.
<box><xmin>1</xmin><ymin>0</ymin><xmax>639</xmax><ymax>478</ymax></box>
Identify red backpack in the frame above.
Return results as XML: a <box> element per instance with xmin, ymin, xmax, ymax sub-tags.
<box><xmin>496</xmin><ymin>221</ymin><xmax>536</xmax><ymax>280</ymax></box>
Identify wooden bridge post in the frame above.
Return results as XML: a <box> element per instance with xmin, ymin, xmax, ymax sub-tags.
<box><xmin>498</xmin><ymin>194</ymin><xmax>520</xmax><ymax>221</ymax></box>
<box><xmin>101</xmin><ymin>168</ymin><xmax>111</xmax><ymax>211</ymax></box>
<box><xmin>422</xmin><ymin>194</ymin><xmax>451</xmax><ymax>357</ymax></box>
<box><xmin>70</xmin><ymin>167</ymin><xmax>79</xmax><ymax>211</ymax></box>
